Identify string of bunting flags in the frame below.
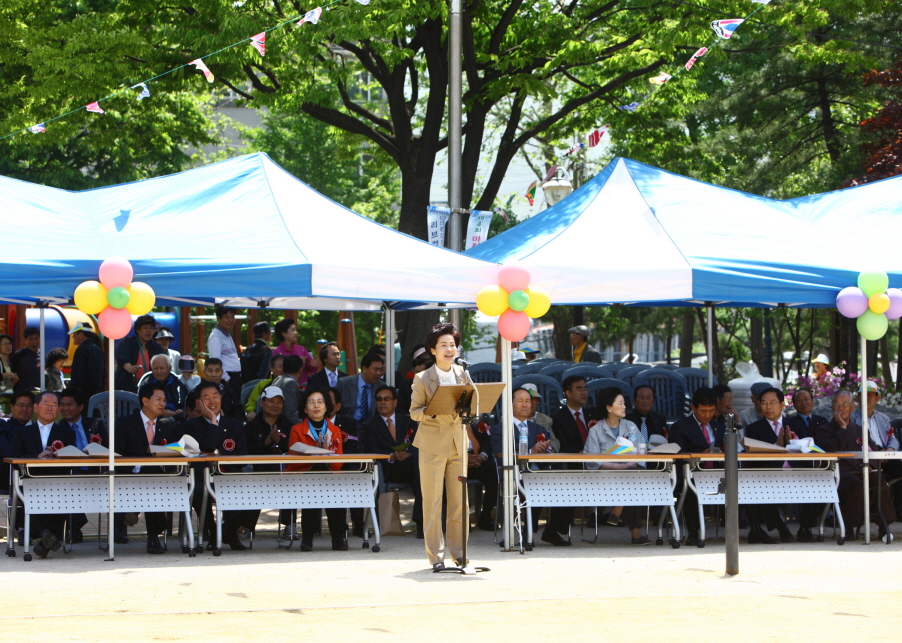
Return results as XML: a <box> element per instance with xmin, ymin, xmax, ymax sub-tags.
<box><xmin>2</xmin><ymin>0</ymin><xmax>371</xmax><ymax>141</ymax></box>
<box><xmin>518</xmin><ymin>0</ymin><xmax>773</xmax><ymax>206</ymax></box>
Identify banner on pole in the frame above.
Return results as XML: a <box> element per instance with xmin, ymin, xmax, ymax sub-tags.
<box><xmin>466</xmin><ymin>210</ymin><xmax>493</xmax><ymax>249</ymax></box>
<box><xmin>426</xmin><ymin>206</ymin><xmax>451</xmax><ymax>247</ymax></box>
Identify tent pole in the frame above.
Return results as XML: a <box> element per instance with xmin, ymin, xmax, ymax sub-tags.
<box><xmin>706</xmin><ymin>303</ymin><xmax>714</xmax><ymax>387</ymax></box>
<box><xmin>39</xmin><ymin>303</ymin><xmax>46</xmax><ymax>391</ymax></box>
<box><xmin>107</xmin><ymin>337</ymin><xmax>116</xmax><ymax>560</ymax></box>
<box><xmin>447</xmin><ymin>0</ymin><xmax>463</xmax><ymax>333</ymax></box>
<box><xmin>500</xmin><ymin>337</ymin><xmax>514</xmax><ymax>551</ymax></box>
<box><xmin>861</xmin><ymin>335</ymin><xmax>870</xmax><ymax>544</ymax></box>
<box><xmin>385</xmin><ymin>307</ymin><xmax>395</xmax><ymax>387</ymax></box>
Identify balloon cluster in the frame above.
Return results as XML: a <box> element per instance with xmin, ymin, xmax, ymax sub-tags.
<box><xmin>476</xmin><ymin>266</ymin><xmax>551</xmax><ymax>341</ymax></box>
<box><xmin>74</xmin><ymin>257</ymin><xmax>156</xmax><ymax>339</ymax></box>
<box><xmin>835</xmin><ymin>271</ymin><xmax>902</xmax><ymax>341</ymax></box>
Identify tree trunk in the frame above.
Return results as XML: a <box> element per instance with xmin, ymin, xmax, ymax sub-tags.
<box><xmin>749</xmin><ymin>313</ymin><xmax>764</xmax><ymax>373</ymax></box>
<box><xmin>679</xmin><ymin>310</ymin><xmax>694</xmax><ymax>368</ymax></box>
<box><xmin>880</xmin><ymin>334</ymin><xmax>893</xmax><ymax>387</ymax></box>
<box><xmin>867</xmin><ymin>338</ymin><xmax>878</xmax><ymax>379</ymax></box>
<box><xmin>830</xmin><ymin>312</ymin><xmax>858</xmax><ymax>376</ymax></box>
<box><xmin>394</xmin><ymin>309</ymin><xmax>441</xmax><ymax>374</ymax></box>
<box><xmin>548</xmin><ymin>306</ymin><xmax>574</xmax><ymax>362</ymax></box>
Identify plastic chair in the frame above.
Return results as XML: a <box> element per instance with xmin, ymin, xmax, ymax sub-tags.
<box><xmin>603</xmin><ymin>362</ymin><xmax>631</xmax><ymax>375</ymax></box>
<box><xmin>586</xmin><ymin>379</ymin><xmax>634</xmax><ymax>413</ymax></box>
<box><xmin>562</xmin><ymin>364</ymin><xmax>610</xmax><ymax>385</ymax></box>
<box><xmin>617</xmin><ymin>365</ymin><xmax>651</xmax><ymax>389</ymax></box>
<box><xmin>511</xmin><ymin>375</ymin><xmax>563</xmax><ymax>417</ymax></box>
<box><xmin>87</xmin><ymin>391</ymin><xmax>140</xmax><ymax>422</ymax></box>
<box><xmin>675</xmin><ymin>368</ymin><xmax>718</xmax><ymax>397</ymax></box>
<box><xmin>594</xmin><ymin>367</ymin><xmax>615</xmax><ymax>379</ymax></box>
<box><xmin>241</xmin><ymin>379</ymin><xmax>264</xmax><ymax>406</ymax></box>
<box><xmin>515</xmin><ymin>361</ymin><xmax>546</xmax><ymax>376</ymax></box>
<box><xmin>653</xmin><ymin>364</ymin><xmax>680</xmax><ymax>371</ymax></box>
<box><xmin>468</xmin><ymin>363</ymin><xmax>502</xmax><ymax>383</ymax></box>
<box><xmin>635</xmin><ymin>370</ymin><xmax>687</xmax><ymax>423</ymax></box>
<box><xmin>532</xmin><ymin>357</ymin><xmax>560</xmax><ymax>364</ymax></box>
<box><xmin>538</xmin><ymin>362</ymin><xmax>575</xmax><ymax>385</ymax></box>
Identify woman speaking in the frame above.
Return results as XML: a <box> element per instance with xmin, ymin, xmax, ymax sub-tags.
<box><xmin>409</xmin><ymin>323</ymin><xmax>472</xmax><ymax>571</ymax></box>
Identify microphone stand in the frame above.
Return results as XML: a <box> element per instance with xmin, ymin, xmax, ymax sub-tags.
<box><xmin>435</xmin><ymin>366</ymin><xmax>490</xmax><ymax>575</ymax></box>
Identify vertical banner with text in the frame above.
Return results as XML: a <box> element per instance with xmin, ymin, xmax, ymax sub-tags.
<box><xmin>427</xmin><ymin>206</ymin><xmax>451</xmax><ymax>247</ymax></box>
<box><xmin>466</xmin><ymin>210</ymin><xmax>493</xmax><ymax>249</ymax></box>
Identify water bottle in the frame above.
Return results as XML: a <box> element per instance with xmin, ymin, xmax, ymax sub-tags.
<box><xmin>518</xmin><ymin>424</ymin><xmax>529</xmax><ymax>455</ymax></box>
<box><xmin>628</xmin><ymin>424</ymin><xmax>645</xmax><ymax>455</ymax></box>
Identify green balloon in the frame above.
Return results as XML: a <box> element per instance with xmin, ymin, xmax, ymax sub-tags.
<box><xmin>107</xmin><ymin>286</ymin><xmax>131</xmax><ymax>310</ymax></box>
<box><xmin>858</xmin><ymin>271</ymin><xmax>889</xmax><ymax>297</ymax></box>
<box><xmin>508</xmin><ymin>290</ymin><xmax>530</xmax><ymax>312</ymax></box>
<box><xmin>857</xmin><ymin>309</ymin><xmax>888</xmax><ymax>341</ymax></box>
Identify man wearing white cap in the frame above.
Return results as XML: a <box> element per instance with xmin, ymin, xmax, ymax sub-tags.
<box><xmin>521</xmin><ymin>383</ymin><xmax>558</xmax><ymax>452</ymax></box>
<box><xmin>519</xmin><ymin>345</ymin><xmax>539</xmax><ymax>363</ymax></box>
<box><xmin>851</xmin><ymin>381</ymin><xmax>898</xmax><ymax>451</ymax></box>
<box><xmin>154</xmin><ymin>327</ymin><xmax>182</xmax><ymax>376</ymax></box>
<box><xmin>568</xmin><ymin>325</ymin><xmax>601</xmax><ymax>363</ymax></box>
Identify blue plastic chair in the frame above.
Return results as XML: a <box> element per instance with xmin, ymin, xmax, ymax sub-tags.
<box><xmin>562</xmin><ymin>364</ymin><xmax>610</xmax><ymax>385</ymax></box>
<box><xmin>468</xmin><ymin>362</ymin><xmax>503</xmax><ymax>383</ymax></box>
<box><xmin>539</xmin><ymin>362</ymin><xmax>575</xmax><ymax>385</ymax></box>
<box><xmin>515</xmin><ymin>361</ymin><xmax>546</xmax><ymax>375</ymax></box>
<box><xmin>511</xmin><ymin>374</ymin><xmax>564</xmax><ymax>417</ymax></box>
<box><xmin>675</xmin><ymin>367</ymin><xmax>718</xmax><ymax>397</ymax></box>
<box><xmin>88</xmin><ymin>391</ymin><xmax>140</xmax><ymax>422</ymax></box>
<box><xmin>616</xmin><ymin>364</ymin><xmax>651</xmax><ymax>389</ymax></box>
<box><xmin>635</xmin><ymin>370</ymin><xmax>687</xmax><ymax>423</ymax></box>
<box><xmin>653</xmin><ymin>364</ymin><xmax>680</xmax><ymax>371</ymax></box>
<box><xmin>603</xmin><ymin>362</ymin><xmax>631</xmax><ymax>375</ymax></box>
<box><xmin>587</xmin><ymin>378</ymin><xmax>635</xmax><ymax>413</ymax></box>
<box><xmin>532</xmin><ymin>357</ymin><xmax>560</xmax><ymax>364</ymax></box>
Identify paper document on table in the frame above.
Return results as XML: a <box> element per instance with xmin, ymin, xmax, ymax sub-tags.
<box><xmin>741</xmin><ymin>437</ymin><xmax>787</xmax><ymax>453</ymax></box>
<box><xmin>289</xmin><ymin>442</ymin><xmax>332</xmax><ymax>455</ymax></box>
<box><xmin>53</xmin><ymin>445</ymin><xmax>88</xmax><ymax>458</ymax></box>
<box><xmin>150</xmin><ymin>435</ymin><xmax>201</xmax><ymax>457</ymax></box>
<box><xmin>649</xmin><ymin>442</ymin><xmax>680</xmax><ymax>454</ymax></box>
<box><xmin>605</xmin><ymin>437</ymin><xmax>635</xmax><ymax>455</ymax></box>
<box><xmin>787</xmin><ymin>438</ymin><xmax>825</xmax><ymax>454</ymax></box>
<box><xmin>82</xmin><ymin>443</ymin><xmax>120</xmax><ymax>457</ymax></box>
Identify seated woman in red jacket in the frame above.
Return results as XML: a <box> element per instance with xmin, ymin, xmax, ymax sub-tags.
<box><xmin>287</xmin><ymin>388</ymin><xmax>347</xmax><ymax>552</ymax></box>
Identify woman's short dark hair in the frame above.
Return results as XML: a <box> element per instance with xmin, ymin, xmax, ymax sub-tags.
<box><xmin>301</xmin><ymin>388</ymin><xmax>334</xmax><ymax>420</ymax></box>
<box><xmin>596</xmin><ymin>386</ymin><xmax>624</xmax><ymax>414</ymax></box>
<box><xmin>46</xmin><ymin>347</ymin><xmax>69</xmax><ymax>368</ymax></box>
<box><xmin>273</xmin><ymin>318</ymin><xmax>295</xmax><ymax>344</ymax></box>
<box><xmin>424</xmin><ymin>323</ymin><xmax>461</xmax><ymax>353</ymax></box>
<box><xmin>0</xmin><ymin>334</ymin><xmax>12</xmax><ymax>346</ymax></box>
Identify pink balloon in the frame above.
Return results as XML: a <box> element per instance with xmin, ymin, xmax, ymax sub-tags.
<box><xmin>498</xmin><ymin>265</ymin><xmax>530</xmax><ymax>294</ymax></box>
<box><xmin>98</xmin><ymin>307</ymin><xmax>133</xmax><ymax>339</ymax></box>
<box><xmin>98</xmin><ymin>257</ymin><xmax>134</xmax><ymax>289</ymax></box>
<box><xmin>886</xmin><ymin>288</ymin><xmax>902</xmax><ymax>320</ymax></box>
<box><xmin>498</xmin><ymin>310</ymin><xmax>530</xmax><ymax>342</ymax></box>
<box><xmin>835</xmin><ymin>286</ymin><xmax>868</xmax><ymax>319</ymax></box>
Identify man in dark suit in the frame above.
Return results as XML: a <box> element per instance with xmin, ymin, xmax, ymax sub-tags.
<box><xmin>547</xmin><ymin>375</ymin><xmax>598</xmax><ymax>545</ymax></box>
<box><xmin>743</xmin><ymin>386</ymin><xmax>799</xmax><ymax>544</ymax></box>
<box><xmin>786</xmin><ymin>388</ymin><xmax>827</xmax><ymax>440</ymax></box>
<box><xmin>12</xmin><ymin>391</ymin><xmax>76</xmax><ymax>558</ymax></box>
<box><xmin>713</xmin><ymin>384</ymin><xmax>744</xmax><ymax>433</ymax></box>
<box><xmin>568</xmin><ymin>325</ymin><xmax>602</xmax><ymax>363</ymax></box>
<box><xmin>626</xmin><ymin>384</ymin><xmax>668</xmax><ymax>443</ymax></box>
<box><xmin>115</xmin><ymin>381</ymin><xmax>179</xmax><ymax>553</ymax></box>
<box><xmin>307</xmin><ymin>342</ymin><xmax>347</xmax><ymax>391</ymax></box>
<box><xmin>364</xmin><ymin>384</ymin><xmax>423</xmax><ymax>536</ymax></box>
<box><xmin>668</xmin><ymin>387</ymin><xmax>725</xmax><ymax>547</ymax></box>
<box><xmin>67</xmin><ymin>323</ymin><xmax>105</xmax><ymax>405</ymax></box>
<box><xmin>201</xmin><ymin>358</ymin><xmax>245</xmax><ymax>422</ymax></box>
<box><xmin>337</xmin><ymin>352</ymin><xmax>385</xmax><ymax>430</ymax></box>
<box><xmin>1</xmin><ymin>390</ymin><xmax>36</xmax><ymax>494</ymax></box>
<box><xmin>186</xmin><ymin>380</ymin><xmax>251</xmax><ymax>551</ymax></box>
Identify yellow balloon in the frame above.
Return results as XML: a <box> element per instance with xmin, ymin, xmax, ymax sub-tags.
<box><xmin>126</xmin><ymin>282</ymin><xmax>156</xmax><ymax>315</ymax></box>
<box><xmin>869</xmin><ymin>292</ymin><xmax>891</xmax><ymax>315</ymax></box>
<box><xmin>523</xmin><ymin>285</ymin><xmax>551</xmax><ymax>318</ymax></box>
<box><xmin>74</xmin><ymin>280</ymin><xmax>109</xmax><ymax>315</ymax></box>
<box><xmin>476</xmin><ymin>284</ymin><xmax>509</xmax><ymax>317</ymax></box>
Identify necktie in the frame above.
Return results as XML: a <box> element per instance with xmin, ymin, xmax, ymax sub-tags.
<box><xmin>640</xmin><ymin>416</ymin><xmax>649</xmax><ymax>444</ymax></box>
<box><xmin>360</xmin><ymin>384</ymin><xmax>370</xmax><ymax>418</ymax></box>
<box><xmin>386</xmin><ymin>417</ymin><xmax>396</xmax><ymax>441</ymax></box>
<box><xmin>146</xmin><ymin>419</ymin><xmax>155</xmax><ymax>445</ymax></box>
<box><xmin>804</xmin><ymin>416</ymin><xmax>810</xmax><ymax>430</ymax></box>
<box><xmin>701</xmin><ymin>423</ymin><xmax>711</xmax><ymax>446</ymax></box>
<box><xmin>329</xmin><ymin>370</ymin><xmax>337</xmax><ymax>387</ymax></box>
<box><xmin>772</xmin><ymin>421</ymin><xmax>780</xmax><ymax>436</ymax></box>
<box><xmin>574</xmin><ymin>411</ymin><xmax>588</xmax><ymax>443</ymax></box>
<box><xmin>73</xmin><ymin>423</ymin><xmax>87</xmax><ymax>450</ymax></box>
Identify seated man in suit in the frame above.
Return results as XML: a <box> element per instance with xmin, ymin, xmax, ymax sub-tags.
<box><xmin>548</xmin><ymin>375</ymin><xmax>598</xmax><ymax>543</ymax></box>
<box><xmin>743</xmin><ymin>386</ymin><xmax>800</xmax><ymax>544</ymax></box>
<box><xmin>668</xmin><ymin>387</ymin><xmax>724</xmax><ymax>547</ymax></box>
<box><xmin>817</xmin><ymin>390</ymin><xmax>897</xmax><ymax>542</ymax></box>
<box><xmin>1</xmin><ymin>390</ymin><xmax>35</xmax><ymax>495</ymax></box>
<box><xmin>307</xmin><ymin>341</ymin><xmax>346</xmax><ymax>391</ymax></box>
<box><xmin>201</xmin><ymin>358</ymin><xmax>245</xmax><ymax>422</ymax></box>
<box><xmin>364</xmin><ymin>385</ymin><xmax>423</xmax><ymax>537</ymax></box>
<box><xmin>337</xmin><ymin>352</ymin><xmax>385</xmax><ymax>432</ymax></box>
<box><xmin>58</xmin><ymin>388</ymin><xmax>108</xmax><ymax>543</ymax></box>
<box><xmin>787</xmin><ymin>388</ymin><xmax>827</xmax><ymax>440</ymax></box>
<box><xmin>713</xmin><ymin>384</ymin><xmax>744</xmax><ymax>435</ymax></box>
<box><xmin>12</xmin><ymin>391</ymin><xmax>76</xmax><ymax>558</ymax></box>
<box><xmin>521</xmin><ymin>383</ymin><xmax>557</xmax><ymax>451</ymax></box>
<box><xmin>626</xmin><ymin>384</ymin><xmax>668</xmax><ymax>444</ymax></box>
<box><xmin>115</xmin><ymin>381</ymin><xmax>181</xmax><ymax>553</ymax></box>
<box><xmin>493</xmin><ymin>387</ymin><xmax>555</xmax><ymax>542</ymax></box>
<box><xmin>186</xmin><ymin>380</ymin><xmax>251</xmax><ymax>550</ymax></box>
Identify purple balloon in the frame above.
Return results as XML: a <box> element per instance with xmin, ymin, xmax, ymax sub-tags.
<box><xmin>836</xmin><ymin>286</ymin><xmax>869</xmax><ymax>318</ymax></box>
<box><xmin>886</xmin><ymin>288</ymin><xmax>902</xmax><ymax>320</ymax></box>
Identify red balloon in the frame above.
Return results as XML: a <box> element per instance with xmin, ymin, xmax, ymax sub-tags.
<box><xmin>98</xmin><ymin>307</ymin><xmax>133</xmax><ymax>340</ymax></box>
<box><xmin>498</xmin><ymin>310</ymin><xmax>530</xmax><ymax>342</ymax></box>
<box><xmin>98</xmin><ymin>257</ymin><xmax>134</xmax><ymax>290</ymax></box>
<box><xmin>498</xmin><ymin>265</ymin><xmax>530</xmax><ymax>294</ymax></box>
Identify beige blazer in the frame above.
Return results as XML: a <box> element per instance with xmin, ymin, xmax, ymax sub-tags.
<box><xmin>410</xmin><ymin>364</ymin><xmax>471</xmax><ymax>458</ymax></box>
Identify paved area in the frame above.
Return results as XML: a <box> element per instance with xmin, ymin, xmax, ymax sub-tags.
<box><xmin>2</xmin><ymin>508</ymin><xmax>901</xmax><ymax>642</ymax></box>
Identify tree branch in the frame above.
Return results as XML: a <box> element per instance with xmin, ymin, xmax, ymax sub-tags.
<box><xmin>301</xmin><ymin>101</ymin><xmax>400</xmax><ymax>161</ymax></box>
<box><xmin>336</xmin><ymin>79</ymin><xmax>394</xmax><ymax>133</ymax></box>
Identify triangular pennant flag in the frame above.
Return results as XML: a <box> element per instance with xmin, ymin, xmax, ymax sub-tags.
<box><xmin>298</xmin><ymin>7</ymin><xmax>323</xmax><ymax>25</ymax></box>
<box><xmin>355</xmin><ymin>0</ymin><xmax>371</xmax><ymax>4</ymax></box>
<box><xmin>86</xmin><ymin>102</ymin><xmax>105</xmax><ymax>114</ymax></box>
<box><xmin>751</xmin><ymin>0</ymin><xmax>770</xmax><ymax>4</ymax></box>
<box><xmin>190</xmin><ymin>59</ymin><xmax>215</xmax><ymax>82</ymax></box>
<box><xmin>711</xmin><ymin>19</ymin><xmax>744</xmax><ymax>39</ymax></box>
<box><xmin>132</xmin><ymin>83</ymin><xmax>151</xmax><ymax>100</ymax></box>
<box><xmin>649</xmin><ymin>72</ymin><xmax>672</xmax><ymax>85</ymax></box>
<box><xmin>250</xmin><ymin>32</ymin><xmax>266</xmax><ymax>56</ymax></box>
<box><xmin>562</xmin><ymin>142</ymin><xmax>584</xmax><ymax>157</ymax></box>
<box><xmin>524</xmin><ymin>181</ymin><xmax>537</xmax><ymax>206</ymax></box>
<box><xmin>587</xmin><ymin>125</ymin><xmax>609</xmax><ymax>147</ymax></box>
<box><xmin>28</xmin><ymin>123</ymin><xmax>45</xmax><ymax>134</ymax></box>
<box><xmin>684</xmin><ymin>47</ymin><xmax>709</xmax><ymax>71</ymax></box>
<box><xmin>618</xmin><ymin>102</ymin><xmax>640</xmax><ymax>112</ymax></box>
<box><xmin>542</xmin><ymin>164</ymin><xmax>559</xmax><ymax>182</ymax></box>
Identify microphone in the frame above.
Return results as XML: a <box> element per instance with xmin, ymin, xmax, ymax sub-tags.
<box><xmin>453</xmin><ymin>356</ymin><xmax>472</xmax><ymax>368</ymax></box>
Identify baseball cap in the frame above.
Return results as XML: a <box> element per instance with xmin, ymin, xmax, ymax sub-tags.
<box><xmin>866</xmin><ymin>380</ymin><xmax>881</xmax><ymax>394</ymax></box>
<box><xmin>568</xmin><ymin>325</ymin><xmax>590</xmax><ymax>338</ymax></box>
<box><xmin>811</xmin><ymin>353</ymin><xmax>830</xmax><ymax>365</ymax></box>
<box><xmin>519</xmin><ymin>345</ymin><xmax>539</xmax><ymax>354</ymax></box>
<box><xmin>521</xmin><ymin>382</ymin><xmax>542</xmax><ymax>399</ymax></box>
<box><xmin>261</xmin><ymin>385</ymin><xmax>284</xmax><ymax>400</ymax></box>
<box><xmin>67</xmin><ymin>321</ymin><xmax>92</xmax><ymax>335</ymax></box>
<box><xmin>154</xmin><ymin>328</ymin><xmax>174</xmax><ymax>340</ymax></box>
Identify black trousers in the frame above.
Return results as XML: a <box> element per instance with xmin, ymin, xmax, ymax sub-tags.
<box><xmin>226</xmin><ymin>372</ymin><xmax>243</xmax><ymax>398</ymax></box>
<box><xmin>467</xmin><ymin>457</ymin><xmax>497</xmax><ymax>518</ymax></box>
<box><xmin>302</xmin><ymin>508</ymin><xmax>347</xmax><ymax>540</ymax></box>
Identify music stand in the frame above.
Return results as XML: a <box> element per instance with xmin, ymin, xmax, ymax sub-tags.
<box><xmin>425</xmin><ymin>382</ymin><xmax>504</xmax><ymax>575</ymax></box>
